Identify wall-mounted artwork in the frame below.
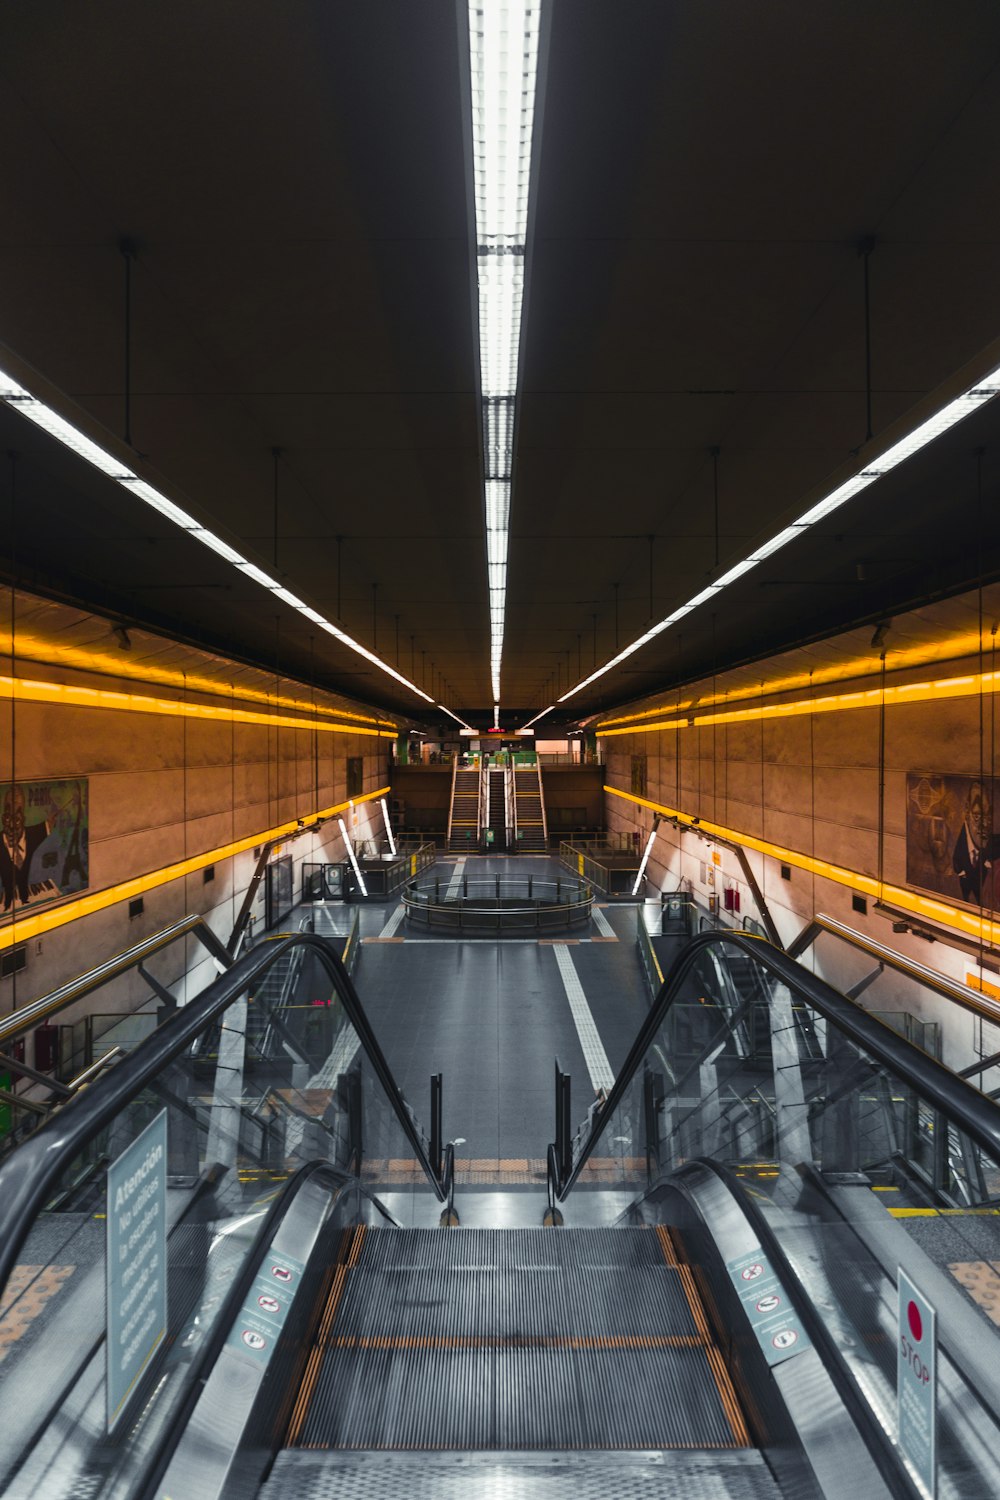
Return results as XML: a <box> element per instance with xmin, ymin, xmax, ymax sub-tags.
<box><xmin>906</xmin><ymin>772</ymin><xmax>1000</xmax><ymax>910</ymax></box>
<box><xmin>0</xmin><ymin>777</ymin><xmax>89</xmax><ymax>916</ymax></box>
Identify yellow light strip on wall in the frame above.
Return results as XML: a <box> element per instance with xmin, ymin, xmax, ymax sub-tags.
<box><xmin>597</xmin><ymin>667</ymin><xmax>1000</xmax><ymax>737</ymax></box>
<box><xmin>605</xmin><ymin>784</ymin><xmax>1000</xmax><ymax>948</ymax></box>
<box><xmin>0</xmin><ymin>631</ymin><xmax>396</xmax><ymax>729</ymax></box>
<box><xmin>0</xmin><ymin>786</ymin><xmax>391</xmax><ymax>954</ymax></box>
<box><xmin>595</xmin><ymin>631</ymin><xmax>997</xmax><ymax>730</ymax></box>
<box><xmin>0</xmin><ymin>676</ymin><xmax>397</xmax><ymax>737</ymax></box>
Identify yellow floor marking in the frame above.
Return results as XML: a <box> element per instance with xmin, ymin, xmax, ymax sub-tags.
<box><xmin>889</xmin><ymin>1207</ymin><xmax>1000</xmax><ymax>1218</ymax></box>
<box><xmin>351</xmin><ymin>1156</ymin><xmax>648</xmax><ymax>1186</ymax></box>
<box><xmin>0</xmin><ymin>1265</ymin><xmax>75</xmax><ymax>1362</ymax></box>
<box><xmin>948</xmin><ymin>1260</ymin><xmax>1000</xmax><ymax>1325</ymax></box>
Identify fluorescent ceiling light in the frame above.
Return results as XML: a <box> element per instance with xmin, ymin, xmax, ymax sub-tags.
<box><xmin>0</xmin><ymin>359</ymin><xmax>442</xmax><ymax>710</ymax></box>
<box><xmin>237</xmin><ymin>561</ymin><xmax>282</xmax><ymax>590</ymax></box>
<box><xmin>543</xmin><ymin>357</ymin><xmax>1000</xmax><ymax>722</ymax></box>
<box><xmin>467</xmin><ymin>0</ymin><xmax>542</xmax><ymax>709</ymax></box>
<box><xmin>191</xmin><ymin>528</ymin><xmax>245</xmax><ymax>565</ymax></box>
<box><xmin>522</xmin><ymin>703</ymin><xmax>556</xmax><ymax>729</ymax></box>
<box><xmin>438</xmin><ymin>702</ymin><xmax>475</xmax><ymax>731</ymax></box>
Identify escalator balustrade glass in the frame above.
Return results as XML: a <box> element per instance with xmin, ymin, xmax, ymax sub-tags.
<box><xmin>0</xmin><ymin>933</ymin><xmax>440</xmax><ymax>1500</ymax></box>
<box><xmin>562</xmin><ymin>932</ymin><xmax>1000</xmax><ymax>1500</ymax></box>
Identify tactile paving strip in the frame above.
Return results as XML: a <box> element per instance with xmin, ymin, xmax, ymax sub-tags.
<box><xmin>0</xmin><ymin>1264</ymin><xmax>75</xmax><ymax>1363</ymax></box>
<box><xmin>948</xmin><ymin>1258</ymin><xmax>1000</xmax><ymax>1325</ymax></box>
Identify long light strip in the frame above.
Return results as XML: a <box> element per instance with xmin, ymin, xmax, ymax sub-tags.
<box><xmin>0</xmin><ymin>365</ymin><xmax>435</xmax><ymax>706</ymax></box>
<box><xmin>0</xmin><ymin>674</ymin><xmax>396</xmax><ymax>736</ymax></box>
<box><xmin>606</xmin><ymin>784</ymin><xmax>1000</xmax><ymax>948</ymax></box>
<box><xmin>338</xmin><ymin>816</ymin><xmax>369</xmax><ymax>897</ymax></box>
<box><xmin>0</xmin><ymin>631</ymin><xmax>394</xmax><ymax>728</ymax></box>
<box><xmin>437</xmin><ymin>701</ymin><xmax>475</xmax><ymax>732</ymax></box>
<box><xmin>596</xmin><ymin>665</ymin><xmax>1000</xmax><ymax>737</ymax></box>
<box><xmin>531</xmin><ymin>361</ymin><xmax>1000</xmax><ymax>720</ymax></box>
<box><xmin>467</xmin><ymin>2</ymin><xmax>542</xmax><ymax>705</ymax></box>
<box><xmin>632</xmin><ymin>825</ymin><xmax>659</xmax><ymax>896</ymax></box>
<box><xmin>596</xmin><ymin>629</ymin><xmax>995</xmax><ymax>728</ymax></box>
<box><xmin>380</xmin><ymin>797</ymin><xmax>397</xmax><ymax>857</ymax></box>
<box><xmin>0</xmin><ymin>786</ymin><xmax>390</xmax><ymax>953</ymax></box>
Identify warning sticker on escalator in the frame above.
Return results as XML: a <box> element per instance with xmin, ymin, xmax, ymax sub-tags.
<box><xmin>226</xmin><ymin>1250</ymin><xmax>306</xmax><ymax>1366</ymax></box>
<box><xmin>727</xmin><ymin>1248</ymin><xmax>811</xmax><ymax>1367</ymax></box>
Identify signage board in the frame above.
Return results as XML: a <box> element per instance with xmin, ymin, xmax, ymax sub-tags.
<box><xmin>726</xmin><ymin>1248</ymin><xmax>811</xmax><ymax>1367</ymax></box>
<box><xmin>106</xmin><ymin>1109</ymin><xmax>167</xmax><ymax>1432</ymax></box>
<box><xmin>898</xmin><ymin>1268</ymin><xmax>936</xmax><ymax>1498</ymax></box>
<box><xmin>226</xmin><ymin>1251</ymin><xmax>306</xmax><ymax>1366</ymax></box>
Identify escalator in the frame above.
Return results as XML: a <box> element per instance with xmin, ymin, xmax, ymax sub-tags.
<box><xmin>3</xmin><ymin>931</ymin><xmax>1000</xmax><ymax>1497</ymax></box>
<box><xmin>487</xmin><ymin>765</ymin><xmax>507</xmax><ymax>850</ymax></box>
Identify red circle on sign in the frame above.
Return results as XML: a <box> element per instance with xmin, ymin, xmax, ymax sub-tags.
<box><xmin>907</xmin><ymin>1300</ymin><xmax>923</xmax><ymax>1342</ymax></box>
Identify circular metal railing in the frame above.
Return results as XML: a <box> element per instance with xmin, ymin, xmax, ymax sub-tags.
<box><xmin>402</xmin><ymin>875</ymin><xmax>593</xmax><ymax>933</ymax></box>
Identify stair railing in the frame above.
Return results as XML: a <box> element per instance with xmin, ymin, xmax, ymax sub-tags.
<box><xmin>446</xmin><ymin>754</ymin><xmax>458</xmax><ymax>845</ymax></box>
<box><xmin>536</xmin><ymin>758</ymin><xmax>548</xmax><ymax>846</ymax></box>
<box><xmin>510</xmin><ymin>763</ymin><xmax>519</xmax><ymax>846</ymax></box>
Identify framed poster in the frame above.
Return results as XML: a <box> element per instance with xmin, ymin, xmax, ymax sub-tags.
<box><xmin>906</xmin><ymin>772</ymin><xmax>1000</xmax><ymax>911</ymax></box>
<box><xmin>1</xmin><ymin>777</ymin><xmax>88</xmax><ymax>917</ymax></box>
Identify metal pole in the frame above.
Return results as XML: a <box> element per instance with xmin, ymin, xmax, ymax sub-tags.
<box><xmin>430</xmin><ymin>1073</ymin><xmax>443</xmax><ymax>1180</ymax></box>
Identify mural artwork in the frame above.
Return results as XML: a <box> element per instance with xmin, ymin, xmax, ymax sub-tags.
<box><xmin>906</xmin><ymin>772</ymin><xmax>1000</xmax><ymax>911</ymax></box>
<box><xmin>0</xmin><ymin>778</ymin><xmax>89</xmax><ymax>916</ymax></box>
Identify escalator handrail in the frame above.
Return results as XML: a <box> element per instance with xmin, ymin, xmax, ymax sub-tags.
<box><xmin>558</xmin><ymin>928</ymin><xmax>1000</xmax><ymax>1198</ymax></box>
<box><xmin>0</xmin><ymin>932</ymin><xmax>445</xmax><ymax>1297</ymax></box>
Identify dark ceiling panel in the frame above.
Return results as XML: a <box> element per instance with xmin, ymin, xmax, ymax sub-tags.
<box><xmin>1</xmin><ymin>1</ymin><xmax>1000</xmax><ymax>727</ymax></box>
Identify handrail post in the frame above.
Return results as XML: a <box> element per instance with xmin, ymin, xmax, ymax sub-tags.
<box><xmin>430</xmin><ymin>1072</ymin><xmax>443</xmax><ymax>1180</ymax></box>
<box><xmin>554</xmin><ymin>1058</ymin><xmax>572</xmax><ymax>1189</ymax></box>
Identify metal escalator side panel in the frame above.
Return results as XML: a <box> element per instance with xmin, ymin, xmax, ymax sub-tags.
<box><xmin>285</xmin><ymin>1225</ymin><xmax>366</xmax><ymax>1446</ymax></box>
<box><xmin>154</xmin><ymin>1170</ymin><xmax>382</xmax><ymax>1500</ymax></box>
<box><xmin>630</xmin><ymin>1163</ymin><xmax>896</xmax><ymax>1500</ymax></box>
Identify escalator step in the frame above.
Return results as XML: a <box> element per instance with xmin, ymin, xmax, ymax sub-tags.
<box><xmin>263</xmin><ymin>1449</ymin><xmax>781</xmax><ymax>1498</ymax></box>
<box><xmin>297</xmin><ymin>1344</ymin><xmax>740</xmax><ymax>1449</ymax></box>
<box><xmin>354</xmin><ymin>1227</ymin><xmax>671</xmax><ymax>1270</ymax></box>
<box><xmin>293</xmin><ymin>1230</ymin><xmax>745</xmax><ymax>1451</ymax></box>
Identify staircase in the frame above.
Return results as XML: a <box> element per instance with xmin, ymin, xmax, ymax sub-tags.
<box><xmin>261</xmin><ymin>1226</ymin><xmax>773</xmax><ymax>1498</ymax></box>
<box><xmin>513</xmin><ymin>764</ymin><xmax>547</xmax><ymax>851</ymax></box>
<box><xmin>448</xmin><ymin>767</ymin><xmax>480</xmax><ymax>852</ymax></box>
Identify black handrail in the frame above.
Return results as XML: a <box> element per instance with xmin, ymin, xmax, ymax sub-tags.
<box><xmin>556</xmin><ymin>929</ymin><xmax>1000</xmax><ymax>1200</ymax></box>
<box><xmin>0</xmin><ymin>932</ymin><xmax>445</xmax><ymax>1297</ymax></box>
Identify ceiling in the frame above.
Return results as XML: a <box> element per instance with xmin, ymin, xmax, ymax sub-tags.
<box><xmin>2</xmin><ymin>2</ymin><xmax>1000</xmax><ymax>731</ymax></box>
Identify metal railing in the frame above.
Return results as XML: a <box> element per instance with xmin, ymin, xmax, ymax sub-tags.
<box><xmin>0</xmin><ymin>914</ymin><xmax>233</xmax><ymax>1149</ymax></box>
<box><xmin>559</xmin><ymin>837</ymin><xmax>642</xmax><ymax>895</ymax></box>
<box><xmin>402</xmin><ymin>875</ymin><xmax>593</xmax><ymax>933</ymax></box>
<box><xmin>536</xmin><ymin>757</ymin><xmax>548</xmax><ymax>844</ymax></box>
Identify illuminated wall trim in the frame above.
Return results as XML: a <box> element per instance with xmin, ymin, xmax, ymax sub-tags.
<box><xmin>595</xmin><ymin>629</ymin><xmax>998</xmax><ymax>729</ymax></box>
<box><xmin>597</xmin><ymin>667</ymin><xmax>1000</xmax><ymax>737</ymax></box>
<box><xmin>0</xmin><ymin>786</ymin><xmax>391</xmax><ymax>954</ymax></box>
<box><xmin>1</xmin><ymin>675</ymin><xmax>397</xmax><ymax>737</ymax></box>
<box><xmin>1</xmin><ymin>632</ymin><xmax>395</xmax><ymax>728</ymax></box>
<box><xmin>605</xmin><ymin>784</ymin><xmax>1000</xmax><ymax>948</ymax></box>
